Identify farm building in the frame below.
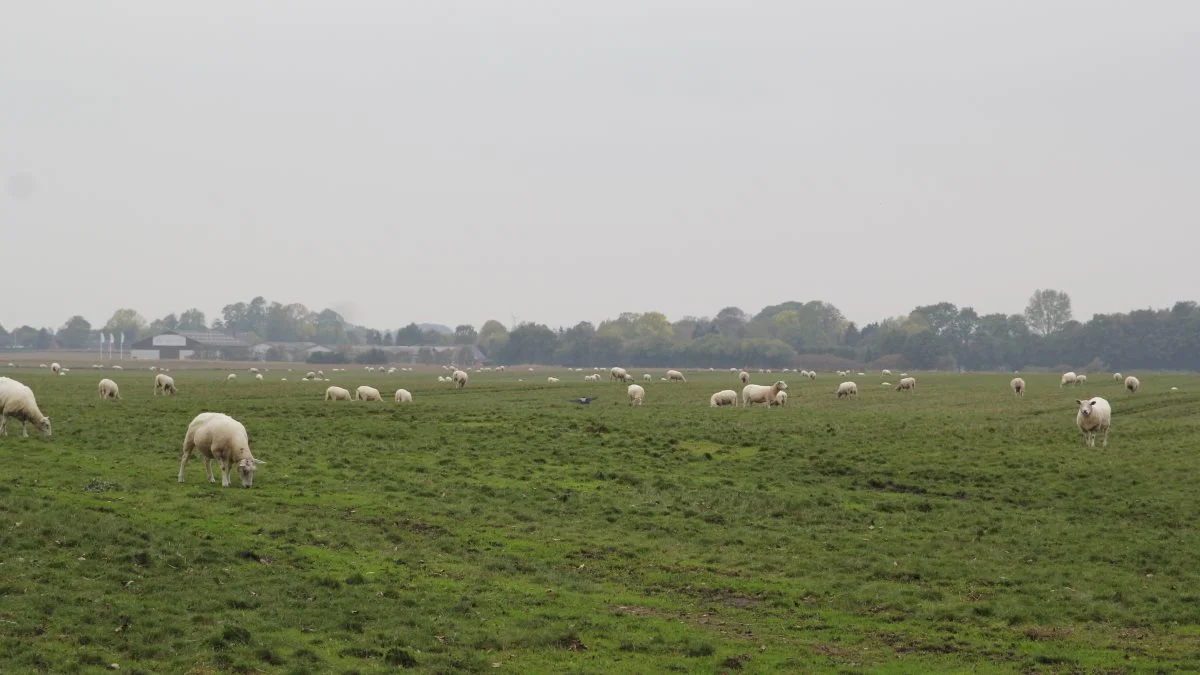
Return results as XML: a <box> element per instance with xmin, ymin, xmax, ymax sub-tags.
<box><xmin>130</xmin><ymin>330</ymin><xmax>251</xmax><ymax>361</ymax></box>
<box><xmin>250</xmin><ymin>341</ymin><xmax>333</xmax><ymax>362</ymax></box>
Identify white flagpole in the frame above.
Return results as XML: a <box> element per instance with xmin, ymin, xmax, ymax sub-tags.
<box><xmin>100</xmin><ymin>332</ymin><xmax>106</xmax><ymax>358</ymax></box>
<box><xmin>119</xmin><ymin>332</ymin><xmax>124</xmax><ymax>359</ymax></box>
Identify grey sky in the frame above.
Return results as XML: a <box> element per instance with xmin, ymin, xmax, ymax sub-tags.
<box><xmin>3</xmin><ymin>1</ymin><xmax>1197</xmax><ymax>332</ymax></box>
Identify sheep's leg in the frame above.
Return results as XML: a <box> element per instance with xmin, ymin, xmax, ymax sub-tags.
<box><xmin>204</xmin><ymin>456</ymin><xmax>217</xmax><ymax>483</ymax></box>
<box><xmin>0</xmin><ymin>414</ymin><xmax>6</xmax><ymax>436</ymax></box>
<box><xmin>1101</xmin><ymin>426</ymin><xmax>1109</xmax><ymax>448</ymax></box>
<box><xmin>219</xmin><ymin>460</ymin><xmax>232</xmax><ymax>487</ymax></box>
<box><xmin>21</xmin><ymin>421</ymin><xmax>29</xmax><ymax>438</ymax></box>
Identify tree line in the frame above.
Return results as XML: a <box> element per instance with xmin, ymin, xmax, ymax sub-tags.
<box><xmin>3</xmin><ymin>290</ymin><xmax>1199</xmax><ymax>371</ymax></box>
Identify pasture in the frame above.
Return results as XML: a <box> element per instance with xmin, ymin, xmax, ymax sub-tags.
<box><xmin>2</xmin><ymin>366</ymin><xmax>1198</xmax><ymax>673</ymax></box>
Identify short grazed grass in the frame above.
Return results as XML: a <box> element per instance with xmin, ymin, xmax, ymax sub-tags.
<box><xmin>2</xmin><ymin>367</ymin><xmax>1198</xmax><ymax>673</ymax></box>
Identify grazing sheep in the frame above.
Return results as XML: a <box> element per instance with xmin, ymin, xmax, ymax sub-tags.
<box><xmin>395</xmin><ymin>388</ymin><xmax>413</xmax><ymax>403</ymax></box>
<box><xmin>1060</xmin><ymin>371</ymin><xmax>1077</xmax><ymax>387</ymax></box>
<box><xmin>1124</xmin><ymin>376</ymin><xmax>1140</xmax><ymax>394</ymax></box>
<box><xmin>666</xmin><ymin>369</ymin><xmax>687</xmax><ymax>383</ymax></box>
<box><xmin>1112</xmin><ymin>372</ymin><xmax>1122</xmax><ymax>382</ymax></box>
<box><xmin>881</xmin><ymin>382</ymin><xmax>891</xmax><ymax>387</ymax></box>
<box><xmin>437</xmin><ymin>376</ymin><xmax>447</xmax><ymax>383</ymax></box>
<box><xmin>895</xmin><ymin>377</ymin><xmax>916</xmax><ymax>392</ymax></box>
<box><xmin>1170</xmin><ymin>386</ymin><xmax>1179</xmax><ymax>392</ymax></box>
<box><xmin>882</xmin><ymin>369</ymin><xmax>892</xmax><ymax>376</ymax></box>
<box><xmin>98</xmin><ymin>378</ymin><xmax>121</xmax><ymax>400</ymax></box>
<box><xmin>452</xmin><ymin>370</ymin><xmax>469</xmax><ymax>389</ymax></box>
<box><xmin>304</xmin><ymin>371</ymin><xmax>317</xmax><ymax>380</ymax></box>
<box><xmin>356</xmin><ymin>385</ymin><xmax>383</xmax><ymax>401</ymax></box>
<box><xmin>807</xmin><ymin>370</ymin><xmax>816</xmax><ymax>381</ymax></box>
<box><xmin>1011</xmin><ymin>377</ymin><xmax>1026</xmax><ymax>396</ymax></box>
<box><xmin>836</xmin><ymin>381</ymin><xmax>859</xmax><ymax>399</ymax></box>
<box><xmin>325</xmin><ymin>386</ymin><xmax>352</xmax><ymax>401</ymax></box>
<box><xmin>1075</xmin><ymin>374</ymin><xmax>1087</xmax><ymax>386</ymax></box>
<box><xmin>709</xmin><ymin>389</ymin><xmax>738</xmax><ymax>407</ymax></box>
<box><xmin>610</xmin><ymin>367</ymin><xmax>629</xmax><ymax>382</ymax></box>
<box><xmin>227</xmin><ymin>373</ymin><xmax>237</xmax><ymax>382</ymax></box>
<box><xmin>38</xmin><ymin>363</ymin><xmax>47</xmax><ymax>369</ymax></box>
<box><xmin>178</xmin><ymin>412</ymin><xmax>263</xmax><ymax>487</ymax></box>
<box><xmin>770</xmin><ymin>390</ymin><xmax>788</xmax><ymax>407</ymax></box>
<box><xmin>742</xmin><ymin>381</ymin><xmax>788</xmax><ymax>408</ymax></box>
<box><xmin>0</xmin><ymin>378</ymin><xmax>52</xmax><ymax>438</ymax></box>
<box><xmin>1075</xmin><ymin>397</ymin><xmax>1112</xmax><ymax>448</ymax></box>
<box><xmin>249</xmin><ymin>367</ymin><xmax>260</xmax><ymax>374</ymax></box>
<box><xmin>642</xmin><ymin>373</ymin><xmax>652</xmax><ymax>381</ymax></box>
<box><xmin>111</xmin><ymin>365</ymin><xmax>122</xmax><ymax>370</ymax></box>
<box><xmin>153</xmin><ymin>373</ymin><xmax>176</xmax><ymax>396</ymax></box>
<box><xmin>738</xmin><ymin>370</ymin><xmax>750</xmax><ymax>384</ymax></box>
<box><xmin>254</xmin><ymin>373</ymin><xmax>263</xmax><ymax>381</ymax></box>
<box><xmin>627</xmin><ymin>384</ymin><xmax>645</xmax><ymax>406</ymax></box>
<box><xmin>50</xmin><ymin>362</ymin><xmax>61</xmax><ymax>374</ymax></box>
<box><xmin>547</xmin><ymin>377</ymin><xmax>560</xmax><ymax>383</ymax></box>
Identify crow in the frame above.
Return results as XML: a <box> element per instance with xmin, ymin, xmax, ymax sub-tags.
<box><xmin>570</xmin><ymin>396</ymin><xmax>599</xmax><ymax>405</ymax></box>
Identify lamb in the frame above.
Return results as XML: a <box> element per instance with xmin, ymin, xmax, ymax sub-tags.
<box><xmin>227</xmin><ymin>373</ymin><xmax>237</xmax><ymax>381</ymax></box>
<box><xmin>836</xmin><ymin>381</ymin><xmax>859</xmax><ymax>399</ymax></box>
<box><xmin>98</xmin><ymin>378</ymin><xmax>121</xmax><ymax>400</ymax></box>
<box><xmin>895</xmin><ymin>377</ymin><xmax>916</xmax><ymax>392</ymax></box>
<box><xmin>709</xmin><ymin>389</ymin><xmax>738</xmax><ymax>407</ymax></box>
<box><xmin>643</xmin><ymin>373</ymin><xmax>652</xmax><ymax>381</ymax></box>
<box><xmin>1010</xmin><ymin>377</ymin><xmax>1025</xmax><ymax>396</ymax></box>
<box><xmin>50</xmin><ymin>362</ymin><xmax>61</xmax><ymax>374</ymax></box>
<box><xmin>254</xmin><ymin>373</ymin><xmax>263</xmax><ymax>381</ymax></box>
<box><xmin>807</xmin><ymin>370</ymin><xmax>816</xmax><ymax>381</ymax></box>
<box><xmin>882</xmin><ymin>369</ymin><xmax>892</xmax><ymax>375</ymax></box>
<box><xmin>738</xmin><ymin>370</ymin><xmax>750</xmax><ymax>384</ymax></box>
<box><xmin>1060</xmin><ymin>371</ymin><xmax>1077</xmax><ymax>387</ymax></box>
<box><xmin>153</xmin><ymin>373</ymin><xmax>176</xmax><ymax>396</ymax></box>
<box><xmin>1075</xmin><ymin>374</ymin><xmax>1087</xmax><ymax>386</ymax></box>
<box><xmin>742</xmin><ymin>381</ymin><xmax>788</xmax><ymax>408</ymax></box>
<box><xmin>452</xmin><ymin>370</ymin><xmax>469</xmax><ymax>389</ymax></box>
<box><xmin>325</xmin><ymin>386</ymin><xmax>352</xmax><ymax>401</ymax></box>
<box><xmin>666</xmin><ymin>369</ymin><xmax>687</xmax><ymax>383</ymax></box>
<box><xmin>547</xmin><ymin>377</ymin><xmax>560</xmax><ymax>383</ymax></box>
<box><xmin>1075</xmin><ymin>397</ymin><xmax>1112</xmax><ymax>448</ymax></box>
<box><xmin>356</xmin><ymin>385</ymin><xmax>383</xmax><ymax>401</ymax></box>
<box><xmin>1124</xmin><ymin>376</ymin><xmax>1140</xmax><ymax>394</ymax></box>
<box><xmin>770</xmin><ymin>390</ymin><xmax>788</xmax><ymax>407</ymax></box>
<box><xmin>0</xmin><ymin>378</ymin><xmax>52</xmax><ymax>438</ymax></box>
<box><xmin>304</xmin><ymin>371</ymin><xmax>317</xmax><ymax>380</ymax></box>
<box><xmin>1112</xmin><ymin>372</ymin><xmax>1122</xmax><ymax>382</ymax></box>
<box><xmin>437</xmin><ymin>376</ymin><xmax>447</xmax><ymax>383</ymax></box>
<box><xmin>178</xmin><ymin>412</ymin><xmax>263</xmax><ymax>487</ymax></box>
<box><xmin>610</xmin><ymin>367</ymin><xmax>629</xmax><ymax>382</ymax></box>
<box><xmin>395</xmin><ymin>388</ymin><xmax>413</xmax><ymax>403</ymax></box>
<box><xmin>627</xmin><ymin>383</ymin><xmax>645</xmax><ymax>406</ymax></box>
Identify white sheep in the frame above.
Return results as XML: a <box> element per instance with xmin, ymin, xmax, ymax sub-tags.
<box><xmin>836</xmin><ymin>381</ymin><xmax>859</xmax><ymax>399</ymax></box>
<box><xmin>1010</xmin><ymin>377</ymin><xmax>1025</xmax><ymax>397</ymax></box>
<box><xmin>627</xmin><ymin>383</ymin><xmax>645</xmax><ymax>406</ymax></box>
<box><xmin>882</xmin><ymin>369</ymin><xmax>892</xmax><ymax>375</ymax></box>
<box><xmin>547</xmin><ymin>377</ymin><xmax>560</xmax><ymax>383</ymax></box>
<box><xmin>1112</xmin><ymin>372</ymin><xmax>1122</xmax><ymax>382</ymax></box>
<box><xmin>807</xmin><ymin>370</ymin><xmax>816</xmax><ymax>381</ymax></box>
<box><xmin>610</xmin><ymin>366</ymin><xmax>629</xmax><ymax>382</ymax></box>
<box><xmin>98</xmin><ymin>378</ymin><xmax>121</xmax><ymax>400</ymax></box>
<box><xmin>356</xmin><ymin>385</ymin><xmax>383</xmax><ymax>401</ymax></box>
<box><xmin>666</xmin><ymin>369</ymin><xmax>687</xmax><ymax>383</ymax></box>
<box><xmin>770</xmin><ymin>390</ymin><xmax>788</xmax><ymax>407</ymax></box>
<box><xmin>1060</xmin><ymin>371</ymin><xmax>1077</xmax><ymax>387</ymax></box>
<box><xmin>227</xmin><ymin>373</ymin><xmax>237</xmax><ymax>382</ymax></box>
<box><xmin>395</xmin><ymin>388</ymin><xmax>413</xmax><ymax>403</ymax></box>
<box><xmin>709</xmin><ymin>389</ymin><xmax>738</xmax><ymax>407</ymax></box>
<box><xmin>895</xmin><ymin>377</ymin><xmax>916</xmax><ymax>392</ymax></box>
<box><xmin>1075</xmin><ymin>397</ymin><xmax>1112</xmax><ymax>448</ymax></box>
<box><xmin>1075</xmin><ymin>374</ymin><xmax>1088</xmax><ymax>386</ymax></box>
<box><xmin>254</xmin><ymin>373</ymin><xmax>263</xmax><ymax>381</ymax></box>
<box><xmin>738</xmin><ymin>370</ymin><xmax>750</xmax><ymax>384</ymax></box>
<box><xmin>742</xmin><ymin>381</ymin><xmax>788</xmax><ymax>408</ymax></box>
<box><xmin>452</xmin><ymin>370</ymin><xmax>469</xmax><ymax>389</ymax></box>
<box><xmin>178</xmin><ymin>412</ymin><xmax>263</xmax><ymax>487</ymax></box>
<box><xmin>50</xmin><ymin>362</ymin><xmax>61</xmax><ymax>374</ymax></box>
<box><xmin>881</xmin><ymin>382</ymin><xmax>891</xmax><ymax>387</ymax></box>
<box><xmin>0</xmin><ymin>377</ymin><xmax>52</xmax><ymax>438</ymax></box>
<box><xmin>1124</xmin><ymin>376</ymin><xmax>1140</xmax><ymax>394</ymax></box>
<box><xmin>111</xmin><ymin>365</ymin><xmax>122</xmax><ymax>370</ymax></box>
<box><xmin>153</xmin><ymin>373</ymin><xmax>176</xmax><ymax>396</ymax></box>
<box><xmin>249</xmin><ymin>367</ymin><xmax>260</xmax><ymax>374</ymax></box>
<box><xmin>643</xmin><ymin>373</ymin><xmax>652</xmax><ymax>382</ymax></box>
<box><xmin>325</xmin><ymin>386</ymin><xmax>352</xmax><ymax>401</ymax></box>
<box><xmin>437</xmin><ymin>376</ymin><xmax>447</xmax><ymax>383</ymax></box>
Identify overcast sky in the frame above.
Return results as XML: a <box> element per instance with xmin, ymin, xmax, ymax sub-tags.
<box><xmin>2</xmin><ymin>1</ymin><xmax>1197</xmax><ymax>332</ymax></box>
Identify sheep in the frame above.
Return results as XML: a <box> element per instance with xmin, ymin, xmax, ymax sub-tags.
<box><xmin>153</xmin><ymin>373</ymin><xmax>176</xmax><ymax>396</ymax></box>
<box><xmin>882</xmin><ymin>369</ymin><xmax>892</xmax><ymax>376</ymax></box>
<box><xmin>660</xmin><ymin>377</ymin><xmax>668</xmax><ymax>381</ymax></box>
<box><xmin>770</xmin><ymin>390</ymin><xmax>788</xmax><ymax>407</ymax></box>
<box><xmin>1075</xmin><ymin>374</ymin><xmax>1087</xmax><ymax>386</ymax></box>
<box><xmin>742</xmin><ymin>381</ymin><xmax>788</xmax><ymax>408</ymax></box>
<box><xmin>1075</xmin><ymin>397</ymin><xmax>1112</xmax><ymax>448</ymax></box>
<box><xmin>738</xmin><ymin>370</ymin><xmax>750</xmax><ymax>384</ymax></box>
<box><xmin>1011</xmin><ymin>377</ymin><xmax>1025</xmax><ymax>396</ymax></box>
<box><xmin>627</xmin><ymin>384</ymin><xmax>645</xmax><ymax>406</ymax></box>
<box><xmin>50</xmin><ymin>362</ymin><xmax>61</xmax><ymax>374</ymax></box>
<box><xmin>807</xmin><ymin>370</ymin><xmax>816</xmax><ymax>381</ymax></box>
<box><xmin>38</xmin><ymin>363</ymin><xmax>47</xmax><ymax>368</ymax></box>
<box><xmin>437</xmin><ymin>376</ymin><xmax>447</xmax><ymax>383</ymax></box>
<box><xmin>111</xmin><ymin>365</ymin><xmax>122</xmax><ymax>370</ymax></box>
<box><xmin>1124</xmin><ymin>376</ymin><xmax>1140</xmax><ymax>394</ymax></box>
<box><xmin>249</xmin><ymin>367</ymin><xmax>260</xmax><ymax>374</ymax></box>
<box><xmin>395</xmin><ymin>388</ymin><xmax>413</xmax><ymax>403</ymax></box>
<box><xmin>610</xmin><ymin>366</ymin><xmax>629</xmax><ymax>382</ymax></box>
<box><xmin>709</xmin><ymin>389</ymin><xmax>738</xmax><ymax>407</ymax></box>
<box><xmin>317</xmin><ymin>370</ymin><xmax>324</xmax><ymax>377</ymax></box>
<box><xmin>0</xmin><ymin>378</ymin><xmax>52</xmax><ymax>438</ymax></box>
<box><xmin>547</xmin><ymin>377</ymin><xmax>560</xmax><ymax>383</ymax></box>
<box><xmin>280</xmin><ymin>378</ymin><xmax>287</xmax><ymax>382</ymax></box>
<box><xmin>178</xmin><ymin>412</ymin><xmax>263</xmax><ymax>487</ymax></box>
<box><xmin>98</xmin><ymin>378</ymin><xmax>121</xmax><ymax>400</ymax></box>
<box><xmin>881</xmin><ymin>382</ymin><xmax>891</xmax><ymax>386</ymax></box>
<box><xmin>836</xmin><ymin>381</ymin><xmax>859</xmax><ymax>399</ymax></box>
<box><xmin>641</xmin><ymin>373</ymin><xmax>651</xmax><ymax>382</ymax></box>
<box><xmin>1112</xmin><ymin>372</ymin><xmax>1122</xmax><ymax>382</ymax></box>
<box><xmin>584</xmin><ymin>373</ymin><xmax>601</xmax><ymax>382</ymax></box>
<box><xmin>666</xmin><ymin>369</ymin><xmax>687</xmax><ymax>383</ymax></box>
<box><xmin>1170</xmin><ymin>386</ymin><xmax>1179</xmax><ymax>392</ymax></box>
<box><xmin>356</xmin><ymin>385</ymin><xmax>383</xmax><ymax>401</ymax></box>
<box><xmin>895</xmin><ymin>377</ymin><xmax>916</xmax><ymax>392</ymax></box>
<box><xmin>325</xmin><ymin>386</ymin><xmax>352</xmax><ymax>401</ymax></box>
<box><xmin>254</xmin><ymin>373</ymin><xmax>263</xmax><ymax>381</ymax></box>
<box><xmin>452</xmin><ymin>370</ymin><xmax>469</xmax><ymax>389</ymax></box>
<box><xmin>387</xmin><ymin>367</ymin><xmax>397</xmax><ymax>374</ymax></box>
<box><xmin>1060</xmin><ymin>371</ymin><xmax>1077</xmax><ymax>387</ymax></box>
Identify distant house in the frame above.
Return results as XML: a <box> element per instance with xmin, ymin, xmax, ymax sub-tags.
<box><xmin>129</xmin><ymin>330</ymin><xmax>251</xmax><ymax>361</ymax></box>
<box><xmin>250</xmin><ymin>341</ymin><xmax>333</xmax><ymax>362</ymax></box>
<box><xmin>349</xmin><ymin>344</ymin><xmax>488</xmax><ymax>365</ymax></box>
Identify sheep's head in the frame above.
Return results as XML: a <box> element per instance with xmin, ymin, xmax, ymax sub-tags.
<box><xmin>1076</xmin><ymin>399</ymin><xmax>1099</xmax><ymax>417</ymax></box>
<box><xmin>236</xmin><ymin>456</ymin><xmax>262</xmax><ymax>488</ymax></box>
<box><xmin>38</xmin><ymin>416</ymin><xmax>52</xmax><ymax>437</ymax></box>
<box><xmin>774</xmin><ymin>381</ymin><xmax>788</xmax><ymax>391</ymax></box>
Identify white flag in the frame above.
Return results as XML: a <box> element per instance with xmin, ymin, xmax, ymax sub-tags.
<box><xmin>100</xmin><ymin>333</ymin><xmax>106</xmax><ymax>345</ymax></box>
<box><xmin>119</xmin><ymin>332</ymin><xmax>124</xmax><ymax>344</ymax></box>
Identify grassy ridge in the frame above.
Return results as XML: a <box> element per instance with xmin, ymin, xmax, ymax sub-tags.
<box><xmin>1</xmin><ymin>368</ymin><xmax>1198</xmax><ymax>673</ymax></box>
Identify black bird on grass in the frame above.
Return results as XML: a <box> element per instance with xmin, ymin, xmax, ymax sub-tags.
<box><xmin>570</xmin><ymin>396</ymin><xmax>599</xmax><ymax>405</ymax></box>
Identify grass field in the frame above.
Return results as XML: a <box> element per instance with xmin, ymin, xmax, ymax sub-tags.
<box><xmin>1</xmin><ymin>366</ymin><xmax>1198</xmax><ymax>673</ymax></box>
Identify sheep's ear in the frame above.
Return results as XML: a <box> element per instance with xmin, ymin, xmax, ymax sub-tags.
<box><xmin>1075</xmin><ymin>399</ymin><xmax>1083</xmax><ymax>405</ymax></box>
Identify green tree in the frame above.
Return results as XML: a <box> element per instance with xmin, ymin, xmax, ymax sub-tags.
<box><xmin>313</xmin><ymin>309</ymin><xmax>347</xmax><ymax>345</ymax></box>
<box><xmin>477</xmin><ymin>320</ymin><xmax>508</xmax><ymax>351</ymax></box>
<box><xmin>714</xmin><ymin>307</ymin><xmax>747</xmax><ymax>337</ymax></box>
<box><xmin>1024</xmin><ymin>289</ymin><xmax>1073</xmax><ymax>336</ymax></box>
<box><xmin>395</xmin><ymin>323</ymin><xmax>424</xmax><ymax>346</ymax></box>
<box><xmin>454</xmin><ymin>324</ymin><xmax>478</xmax><ymax>345</ymax></box>
<box><xmin>35</xmin><ymin>328</ymin><xmax>53</xmax><ymax>349</ymax></box>
<box><xmin>105</xmin><ymin>308</ymin><xmax>147</xmax><ymax>342</ymax></box>
<box><xmin>57</xmin><ymin>315</ymin><xmax>93</xmax><ymax>348</ymax></box>
<box><xmin>633</xmin><ymin>312</ymin><xmax>673</xmax><ymax>339</ymax></box>
<box><xmin>177</xmin><ymin>308</ymin><xmax>207</xmax><ymax>331</ymax></box>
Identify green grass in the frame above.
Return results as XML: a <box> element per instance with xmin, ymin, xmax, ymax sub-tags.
<box><xmin>2</xmin><ymin>367</ymin><xmax>1198</xmax><ymax>673</ymax></box>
